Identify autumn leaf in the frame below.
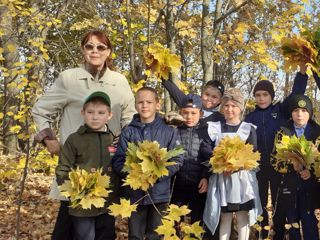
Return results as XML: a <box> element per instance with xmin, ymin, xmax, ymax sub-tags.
<box><xmin>143</xmin><ymin>42</ymin><xmax>182</xmax><ymax>80</ymax></box>
<box><xmin>58</xmin><ymin>168</ymin><xmax>112</xmax><ymax>209</ymax></box>
<box><xmin>155</xmin><ymin>219</ymin><xmax>178</xmax><ymax>239</ymax></box>
<box><xmin>108</xmin><ymin>198</ymin><xmax>137</xmax><ymax>218</ymax></box>
<box><xmin>122</xmin><ymin>140</ymin><xmax>184</xmax><ymax>191</ymax></box>
<box><xmin>180</xmin><ymin>221</ymin><xmax>205</xmax><ymax>239</ymax></box>
<box><xmin>165</xmin><ymin>204</ymin><xmax>191</xmax><ymax>222</ymax></box>
<box><xmin>209</xmin><ymin>136</ymin><xmax>260</xmax><ymax>173</ymax></box>
<box><xmin>272</xmin><ymin>133</ymin><xmax>320</xmax><ymax>174</ymax></box>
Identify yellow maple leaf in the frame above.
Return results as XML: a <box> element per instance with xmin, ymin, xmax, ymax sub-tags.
<box><xmin>58</xmin><ymin>167</ymin><xmax>111</xmax><ymax>209</ymax></box>
<box><xmin>209</xmin><ymin>136</ymin><xmax>260</xmax><ymax>173</ymax></box>
<box><xmin>155</xmin><ymin>219</ymin><xmax>178</xmax><ymax>239</ymax></box>
<box><xmin>108</xmin><ymin>198</ymin><xmax>137</xmax><ymax>218</ymax></box>
<box><xmin>165</xmin><ymin>204</ymin><xmax>191</xmax><ymax>222</ymax></box>
<box><xmin>144</xmin><ymin>43</ymin><xmax>182</xmax><ymax>80</ymax></box>
<box><xmin>181</xmin><ymin>221</ymin><xmax>205</xmax><ymax>239</ymax></box>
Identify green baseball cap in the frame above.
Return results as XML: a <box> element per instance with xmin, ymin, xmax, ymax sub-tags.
<box><xmin>84</xmin><ymin>91</ymin><xmax>111</xmax><ymax>108</ymax></box>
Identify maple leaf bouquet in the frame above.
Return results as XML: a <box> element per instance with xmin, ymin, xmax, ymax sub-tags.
<box><xmin>58</xmin><ymin>167</ymin><xmax>112</xmax><ymax>209</ymax></box>
<box><xmin>122</xmin><ymin>140</ymin><xmax>184</xmax><ymax>191</ymax></box>
<box><xmin>209</xmin><ymin>136</ymin><xmax>260</xmax><ymax>174</ymax></box>
<box><xmin>272</xmin><ymin>134</ymin><xmax>320</xmax><ymax>174</ymax></box>
<box><xmin>143</xmin><ymin>42</ymin><xmax>182</xmax><ymax>80</ymax></box>
<box><xmin>281</xmin><ymin>28</ymin><xmax>320</xmax><ymax>76</ymax></box>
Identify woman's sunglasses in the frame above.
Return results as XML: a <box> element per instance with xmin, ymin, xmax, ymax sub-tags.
<box><xmin>83</xmin><ymin>43</ymin><xmax>108</xmax><ymax>52</ymax></box>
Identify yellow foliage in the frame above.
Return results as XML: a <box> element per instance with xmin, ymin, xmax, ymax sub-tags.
<box><xmin>209</xmin><ymin>136</ymin><xmax>260</xmax><ymax>173</ymax></box>
<box><xmin>59</xmin><ymin>168</ymin><xmax>111</xmax><ymax>209</ymax></box>
<box><xmin>123</xmin><ymin>141</ymin><xmax>184</xmax><ymax>191</ymax></box>
<box><xmin>108</xmin><ymin>198</ymin><xmax>137</xmax><ymax>218</ymax></box>
<box><xmin>144</xmin><ymin>43</ymin><xmax>182</xmax><ymax>80</ymax></box>
<box><xmin>272</xmin><ymin>133</ymin><xmax>320</xmax><ymax>174</ymax></box>
<box><xmin>155</xmin><ymin>204</ymin><xmax>204</xmax><ymax>240</ymax></box>
<box><xmin>281</xmin><ymin>33</ymin><xmax>319</xmax><ymax>75</ymax></box>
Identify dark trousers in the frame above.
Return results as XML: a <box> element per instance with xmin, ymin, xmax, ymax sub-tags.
<box><xmin>256</xmin><ymin>166</ymin><xmax>281</xmax><ymax>238</ymax></box>
<box><xmin>273</xmin><ymin>187</ymin><xmax>319</xmax><ymax>240</ymax></box>
<box><xmin>171</xmin><ymin>185</ymin><xmax>219</xmax><ymax>240</ymax></box>
<box><xmin>52</xmin><ymin>201</ymin><xmax>73</xmax><ymax>240</ymax></box>
<box><xmin>72</xmin><ymin>213</ymin><xmax>116</xmax><ymax>240</ymax></box>
<box><xmin>128</xmin><ymin>203</ymin><xmax>167</xmax><ymax>240</ymax></box>
<box><xmin>171</xmin><ymin>185</ymin><xmax>206</xmax><ymax>223</ymax></box>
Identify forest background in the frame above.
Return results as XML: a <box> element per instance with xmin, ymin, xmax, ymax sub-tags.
<box><xmin>0</xmin><ymin>0</ymin><xmax>320</xmax><ymax>239</ymax></box>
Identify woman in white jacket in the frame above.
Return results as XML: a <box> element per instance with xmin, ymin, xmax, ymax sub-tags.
<box><xmin>32</xmin><ymin>30</ymin><xmax>135</xmax><ymax>240</ymax></box>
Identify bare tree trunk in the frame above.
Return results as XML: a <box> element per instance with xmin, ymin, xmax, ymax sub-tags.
<box><xmin>164</xmin><ymin>1</ymin><xmax>179</xmax><ymax>112</ymax></box>
<box><xmin>1</xmin><ymin>5</ymin><xmax>19</xmax><ymax>154</ymax></box>
<box><xmin>126</xmin><ymin>0</ymin><xmax>138</xmax><ymax>83</ymax></box>
<box><xmin>201</xmin><ymin>0</ymin><xmax>214</xmax><ymax>84</ymax></box>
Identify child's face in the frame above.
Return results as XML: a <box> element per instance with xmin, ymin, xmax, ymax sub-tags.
<box><xmin>254</xmin><ymin>90</ymin><xmax>272</xmax><ymax>109</ymax></box>
<box><xmin>135</xmin><ymin>90</ymin><xmax>160</xmax><ymax>123</ymax></box>
<box><xmin>180</xmin><ymin>107</ymin><xmax>202</xmax><ymax>127</ymax></box>
<box><xmin>81</xmin><ymin>102</ymin><xmax>113</xmax><ymax>131</ymax></box>
<box><xmin>222</xmin><ymin>100</ymin><xmax>241</xmax><ymax>122</ymax></box>
<box><xmin>201</xmin><ymin>86</ymin><xmax>221</xmax><ymax>109</ymax></box>
<box><xmin>291</xmin><ymin>108</ymin><xmax>309</xmax><ymax>127</ymax></box>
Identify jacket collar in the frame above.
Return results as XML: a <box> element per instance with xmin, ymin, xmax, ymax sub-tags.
<box><xmin>77</xmin><ymin>124</ymin><xmax>111</xmax><ymax>135</ymax></box>
<box><xmin>129</xmin><ymin>113</ymin><xmax>163</xmax><ymax>128</ymax></box>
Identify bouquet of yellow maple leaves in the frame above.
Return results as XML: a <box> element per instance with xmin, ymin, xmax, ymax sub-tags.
<box><xmin>144</xmin><ymin>43</ymin><xmax>182</xmax><ymax>80</ymax></box>
<box><xmin>209</xmin><ymin>136</ymin><xmax>260</xmax><ymax>173</ymax></box>
<box><xmin>272</xmin><ymin>133</ymin><xmax>320</xmax><ymax>174</ymax></box>
<box><xmin>281</xmin><ymin>28</ymin><xmax>320</xmax><ymax>76</ymax></box>
<box><xmin>123</xmin><ymin>140</ymin><xmax>184</xmax><ymax>191</ymax></box>
<box><xmin>58</xmin><ymin>167</ymin><xmax>111</xmax><ymax>209</ymax></box>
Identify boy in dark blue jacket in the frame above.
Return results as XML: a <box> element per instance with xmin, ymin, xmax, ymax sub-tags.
<box><xmin>273</xmin><ymin>94</ymin><xmax>320</xmax><ymax>240</ymax></box>
<box><xmin>112</xmin><ymin>87</ymin><xmax>183</xmax><ymax>240</ymax></box>
<box><xmin>244</xmin><ymin>68</ymin><xmax>308</xmax><ymax>238</ymax></box>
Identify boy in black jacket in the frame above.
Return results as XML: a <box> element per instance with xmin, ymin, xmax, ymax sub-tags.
<box><xmin>273</xmin><ymin>94</ymin><xmax>320</xmax><ymax>240</ymax></box>
<box><xmin>171</xmin><ymin>94</ymin><xmax>209</xmax><ymax>222</ymax></box>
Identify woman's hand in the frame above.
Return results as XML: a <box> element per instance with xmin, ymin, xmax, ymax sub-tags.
<box><xmin>44</xmin><ymin>139</ymin><xmax>61</xmax><ymax>156</ymax></box>
<box><xmin>198</xmin><ymin>178</ymin><xmax>208</xmax><ymax>193</ymax></box>
<box><xmin>299</xmin><ymin>169</ymin><xmax>311</xmax><ymax>180</ymax></box>
<box><xmin>223</xmin><ymin>171</ymin><xmax>232</xmax><ymax>177</ymax></box>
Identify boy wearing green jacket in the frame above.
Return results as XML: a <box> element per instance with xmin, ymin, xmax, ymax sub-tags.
<box><xmin>56</xmin><ymin>91</ymin><xmax>118</xmax><ymax>240</ymax></box>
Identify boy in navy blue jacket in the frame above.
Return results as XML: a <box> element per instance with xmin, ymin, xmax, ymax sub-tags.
<box><xmin>112</xmin><ymin>87</ymin><xmax>183</xmax><ymax>240</ymax></box>
<box><xmin>273</xmin><ymin>94</ymin><xmax>320</xmax><ymax>240</ymax></box>
<box><xmin>245</xmin><ymin>68</ymin><xmax>308</xmax><ymax>238</ymax></box>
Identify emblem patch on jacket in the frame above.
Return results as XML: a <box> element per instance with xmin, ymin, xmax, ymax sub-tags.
<box><xmin>271</xmin><ymin>112</ymin><xmax>277</xmax><ymax>119</ymax></box>
<box><xmin>108</xmin><ymin>145</ymin><xmax>117</xmax><ymax>156</ymax></box>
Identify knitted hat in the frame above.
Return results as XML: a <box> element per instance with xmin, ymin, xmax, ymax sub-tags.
<box><xmin>205</xmin><ymin>80</ymin><xmax>225</xmax><ymax>96</ymax></box>
<box><xmin>181</xmin><ymin>94</ymin><xmax>202</xmax><ymax>109</ymax></box>
<box><xmin>288</xmin><ymin>94</ymin><xmax>313</xmax><ymax>116</ymax></box>
<box><xmin>253</xmin><ymin>80</ymin><xmax>275</xmax><ymax>100</ymax></box>
<box><xmin>220</xmin><ymin>88</ymin><xmax>245</xmax><ymax>112</ymax></box>
<box><xmin>84</xmin><ymin>91</ymin><xmax>111</xmax><ymax>108</ymax></box>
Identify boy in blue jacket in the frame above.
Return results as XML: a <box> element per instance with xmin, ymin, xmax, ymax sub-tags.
<box><xmin>112</xmin><ymin>87</ymin><xmax>183</xmax><ymax>240</ymax></box>
<box><xmin>244</xmin><ymin>67</ymin><xmax>309</xmax><ymax>238</ymax></box>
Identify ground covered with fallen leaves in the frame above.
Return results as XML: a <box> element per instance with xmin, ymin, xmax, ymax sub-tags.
<box><xmin>1</xmin><ymin>170</ymin><xmax>319</xmax><ymax>239</ymax></box>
